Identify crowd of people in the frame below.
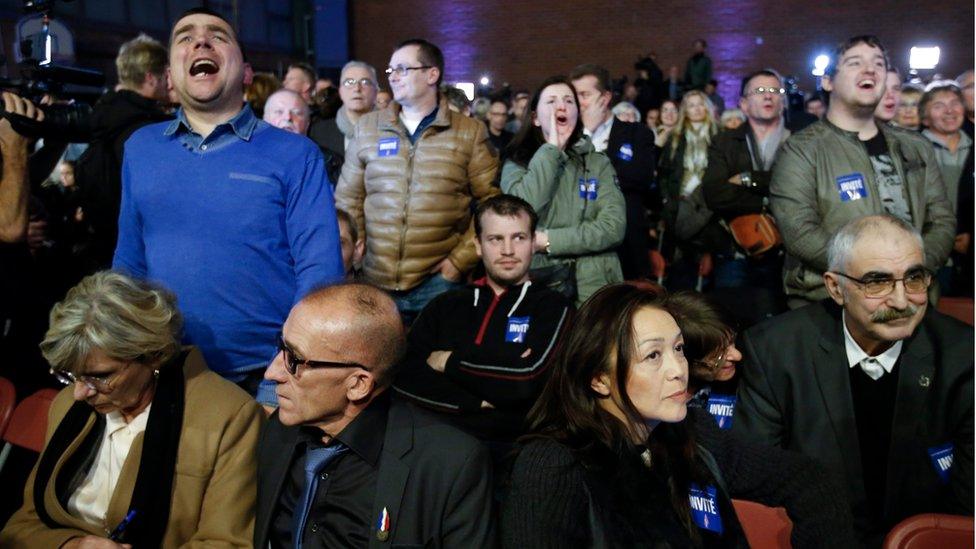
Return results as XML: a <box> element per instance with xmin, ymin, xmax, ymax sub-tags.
<box><xmin>0</xmin><ymin>5</ymin><xmax>972</xmax><ymax>548</ymax></box>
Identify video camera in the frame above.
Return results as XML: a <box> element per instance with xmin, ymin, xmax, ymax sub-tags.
<box><xmin>0</xmin><ymin>0</ymin><xmax>105</xmax><ymax>142</ymax></box>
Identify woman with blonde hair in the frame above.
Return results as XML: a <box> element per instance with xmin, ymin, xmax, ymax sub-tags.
<box><xmin>657</xmin><ymin>91</ymin><xmax>723</xmax><ymax>290</ymax></box>
<box><xmin>1</xmin><ymin>271</ymin><xmax>263</xmax><ymax>548</ymax></box>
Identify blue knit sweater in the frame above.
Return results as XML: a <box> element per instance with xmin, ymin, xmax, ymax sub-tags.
<box><xmin>114</xmin><ymin>107</ymin><xmax>343</xmax><ymax>377</ymax></box>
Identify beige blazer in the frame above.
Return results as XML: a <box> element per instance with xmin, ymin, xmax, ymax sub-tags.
<box><xmin>0</xmin><ymin>347</ymin><xmax>264</xmax><ymax>548</ymax></box>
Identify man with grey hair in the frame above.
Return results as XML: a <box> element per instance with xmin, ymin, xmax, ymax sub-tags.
<box><xmin>734</xmin><ymin>214</ymin><xmax>974</xmax><ymax>545</ymax></box>
<box><xmin>255</xmin><ymin>282</ymin><xmax>495</xmax><ymax>547</ymax></box>
<box><xmin>262</xmin><ymin>88</ymin><xmax>311</xmax><ymax>136</ymax></box>
<box><xmin>310</xmin><ymin>60</ymin><xmax>379</xmax><ymax>156</ymax></box>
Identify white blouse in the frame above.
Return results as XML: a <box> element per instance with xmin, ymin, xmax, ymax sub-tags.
<box><xmin>66</xmin><ymin>404</ymin><xmax>152</xmax><ymax>527</ymax></box>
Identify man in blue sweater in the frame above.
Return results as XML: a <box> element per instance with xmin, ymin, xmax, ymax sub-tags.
<box><xmin>113</xmin><ymin>7</ymin><xmax>344</xmax><ymax>399</ymax></box>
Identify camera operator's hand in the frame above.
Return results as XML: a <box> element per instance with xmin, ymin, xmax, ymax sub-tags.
<box><xmin>0</xmin><ymin>92</ymin><xmax>44</xmax><ymax>148</ymax></box>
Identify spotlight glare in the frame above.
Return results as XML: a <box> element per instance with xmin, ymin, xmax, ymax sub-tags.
<box><xmin>909</xmin><ymin>46</ymin><xmax>940</xmax><ymax>70</ymax></box>
<box><xmin>455</xmin><ymin>82</ymin><xmax>474</xmax><ymax>101</ymax></box>
<box><xmin>479</xmin><ymin>75</ymin><xmax>490</xmax><ymax>86</ymax></box>
<box><xmin>812</xmin><ymin>54</ymin><xmax>829</xmax><ymax>77</ymax></box>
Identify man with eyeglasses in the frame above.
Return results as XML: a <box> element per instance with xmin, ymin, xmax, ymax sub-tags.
<box><xmin>770</xmin><ymin>35</ymin><xmax>955</xmax><ymax>309</ymax></box>
<box><xmin>701</xmin><ymin>69</ymin><xmax>792</xmax><ymax>307</ymax></box>
<box><xmin>255</xmin><ymin>282</ymin><xmax>495</xmax><ymax>548</ymax></box>
<box><xmin>336</xmin><ymin>38</ymin><xmax>499</xmax><ymax>323</ymax></box>
<box><xmin>734</xmin><ymin>214</ymin><xmax>974</xmax><ymax>546</ymax></box>
<box><xmin>309</xmin><ymin>60</ymin><xmax>379</xmax><ymax>159</ymax></box>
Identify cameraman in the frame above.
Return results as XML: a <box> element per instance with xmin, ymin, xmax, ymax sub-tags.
<box><xmin>74</xmin><ymin>33</ymin><xmax>172</xmax><ymax>271</ymax></box>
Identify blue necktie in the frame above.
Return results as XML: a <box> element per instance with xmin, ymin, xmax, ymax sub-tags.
<box><xmin>292</xmin><ymin>444</ymin><xmax>347</xmax><ymax>549</ymax></box>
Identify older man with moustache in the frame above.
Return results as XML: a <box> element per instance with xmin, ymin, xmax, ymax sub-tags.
<box><xmin>734</xmin><ymin>214</ymin><xmax>973</xmax><ymax>545</ymax></box>
<box><xmin>113</xmin><ymin>7</ymin><xmax>343</xmax><ymax>397</ymax></box>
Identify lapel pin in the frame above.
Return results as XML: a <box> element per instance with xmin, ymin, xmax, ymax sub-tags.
<box><xmin>376</xmin><ymin>506</ymin><xmax>390</xmax><ymax>541</ymax></box>
<box><xmin>918</xmin><ymin>375</ymin><xmax>931</xmax><ymax>388</ymax></box>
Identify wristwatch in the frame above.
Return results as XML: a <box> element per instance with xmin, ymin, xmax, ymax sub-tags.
<box><xmin>739</xmin><ymin>171</ymin><xmax>753</xmax><ymax>187</ymax></box>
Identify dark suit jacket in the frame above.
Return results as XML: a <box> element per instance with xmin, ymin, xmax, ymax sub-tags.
<box><xmin>255</xmin><ymin>394</ymin><xmax>496</xmax><ymax>548</ymax></box>
<box><xmin>607</xmin><ymin>120</ymin><xmax>656</xmax><ymax>196</ymax></box>
<box><xmin>733</xmin><ymin>301</ymin><xmax>974</xmax><ymax>542</ymax></box>
<box><xmin>702</xmin><ymin>124</ymin><xmax>771</xmax><ymax>222</ymax></box>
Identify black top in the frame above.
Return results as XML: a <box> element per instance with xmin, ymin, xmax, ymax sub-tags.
<box><xmin>271</xmin><ymin>392</ymin><xmax>390</xmax><ymax>548</ymax></box>
<box><xmin>849</xmin><ymin>359</ymin><xmax>899</xmax><ymax>525</ymax></box>
<box><xmin>488</xmin><ymin>128</ymin><xmax>514</xmax><ymax>155</ymax></box>
<box><xmin>503</xmin><ymin>430</ymin><xmax>746</xmax><ymax>548</ymax></box>
<box><xmin>394</xmin><ymin>280</ymin><xmax>572</xmax><ymax>443</ymax></box>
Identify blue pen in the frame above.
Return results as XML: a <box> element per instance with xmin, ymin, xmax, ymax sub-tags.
<box><xmin>108</xmin><ymin>509</ymin><xmax>137</xmax><ymax>541</ymax></box>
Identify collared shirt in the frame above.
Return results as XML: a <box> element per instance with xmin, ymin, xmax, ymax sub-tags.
<box><xmin>584</xmin><ymin>113</ymin><xmax>614</xmax><ymax>153</ymax></box>
<box><xmin>843</xmin><ymin>311</ymin><xmax>903</xmax><ymax>375</ymax></box>
<box><xmin>922</xmin><ymin>129</ymin><xmax>973</xmax><ymax>216</ymax></box>
<box><xmin>163</xmin><ymin>104</ymin><xmax>259</xmax><ymax>153</ymax></box>
<box><xmin>67</xmin><ymin>404</ymin><xmax>153</xmax><ymax>527</ymax></box>
<box><xmin>271</xmin><ymin>392</ymin><xmax>391</xmax><ymax>548</ymax></box>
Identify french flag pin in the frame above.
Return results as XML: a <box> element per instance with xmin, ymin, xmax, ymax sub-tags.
<box><xmin>376</xmin><ymin>507</ymin><xmax>390</xmax><ymax>541</ymax></box>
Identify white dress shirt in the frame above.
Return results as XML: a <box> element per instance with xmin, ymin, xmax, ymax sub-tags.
<box><xmin>584</xmin><ymin>113</ymin><xmax>614</xmax><ymax>153</ymax></box>
<box><xmin>67</xmin><ymin>404</ymin><xmax>152</xmax><ymax>526</ymax></box>
<box><xmin>843</xmin><ymin>312</ymin><xmax>903</xmax><ymax>380</ymax></box>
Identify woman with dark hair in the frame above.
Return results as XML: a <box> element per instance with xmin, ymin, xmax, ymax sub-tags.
<box><xmin>501</xmin><ymin>76</ymin><xmax>625</xmax><ymax>305</ymax></box>
<box><xmin>503</xmin><ymin>284</ymin><xmax>856</xmax><ymax>548</ymax></box>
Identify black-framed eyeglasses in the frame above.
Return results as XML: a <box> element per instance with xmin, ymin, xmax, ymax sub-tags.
<box><xmin>833</xmin><ymin>268</ymin><xmax>932</xmax><ymax>298</ymax></box>
<box><xmin>276</xmin><ymin>333</ymin><xmax>368</xmax><ymax>378</ymax></box>
<box><xmin>744</xmin><ymin>86</ymin><xmax>786</xmax><ymax>97</ymax></box>
<box><xmin>384</xmin><ymin>65</ymin><xmax>432</xmax><ymax>78</ymax></box>
<box><xmin>50</xmin><ymin>362</ymin><xmax>133</xmax><ymax>393</ymax></box>
<box><xmin>342</xmin><ymin>77</ymin><xmax>376</xmax><ymax>89</ymax></box>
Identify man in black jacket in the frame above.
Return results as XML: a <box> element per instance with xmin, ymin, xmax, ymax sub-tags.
<box><xmin>733</xmin><ymin>215</ymin><xmax>974</xmax><ymax>546</ymax></box>
<box><xmin>393</xmin><ymin>195</ymin><xmax>572</xmax><ymax>461</ymax></box>
<box><xmin>74</xmin><ymin>33</ymin><xmax>173</xmax><ymax>271</ymax></box>
<box><xmin>257</xmin><ymin>282</ymin><xmax>495</xmax><ymax>548</ymax></box>
<box><xmin>702</xmin><ymin>69</ymin><xmax>791</xmax><ymax>312</ymax></box>
<box><xmin>571</xmin><ymin>64</ymin><xmax>657</xmax><ymax>280</ymax></box>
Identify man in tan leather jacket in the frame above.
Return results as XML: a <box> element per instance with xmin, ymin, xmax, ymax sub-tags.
<box><xmin>336</xmin><ymin>38</ymin><xmax>499</xmax><ymax>321</ymax></box>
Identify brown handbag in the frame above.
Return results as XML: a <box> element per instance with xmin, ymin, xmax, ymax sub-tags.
<box><xmin>727</xmin><ymin>212</ymin><xmax>782</xmax><ymax>257</ymax></box>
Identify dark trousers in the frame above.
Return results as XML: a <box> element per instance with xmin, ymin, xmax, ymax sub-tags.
<box><xmin>617</xmin><ymin>193</ymin><xmax>652</xmax><ymax>280</ymax></box>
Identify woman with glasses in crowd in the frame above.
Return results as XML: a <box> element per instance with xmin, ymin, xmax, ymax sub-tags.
<box><xmin>501</xmin><ymin>75</ymin><xmax>625</xmax><ymax>305</ymax></box>
<box><xmin>503</xmin><ymin>283</ymin><xmax>855</xmax><ymax>548</ymax></box>
<box><xmin>1</xmin><ymin>271</ymin><xmax>264</xmax><ymax>548</ymax></box>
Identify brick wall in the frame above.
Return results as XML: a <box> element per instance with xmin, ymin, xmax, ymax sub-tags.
<box><xmin>350</xmin><ymin>0</ymin><xmax>974</xmax><ymax>106</ymax></box>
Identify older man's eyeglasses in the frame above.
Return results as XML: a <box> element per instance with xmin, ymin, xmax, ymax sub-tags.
<box><xmin>342</xmin><ymin>78</ymin><xmax>376</xmax><ymax>89</ymax></box>
<box><xmin>51</xmin><ymin>362</ymin><xmax>132</xmax><ymax>393</ymax></box>
<box><xmin>277</xmin><ymin>333</ymin><xmax>368</xmax><ymax>378</ymax></box>
<box><xmin>745</xmin><ymin>86</ymin><xmax>786</xmax><ymax>97</ymax></box>
<box><xmin>384</xmin><ymin>65</ymin><xmax>432</xmax><ymax>78</ymax></box>
<box><xmin>833</xmin><ymin>268</ymin><xmax>932</xmax><ymax>298</ymax></box>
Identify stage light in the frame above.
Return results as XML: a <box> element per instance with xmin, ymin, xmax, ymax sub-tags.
<box><xmin>909</xmin><ymin>46</ymin><xmax>940</xmax><ymax>70</ymax></box>
<box><xmin>479</xmin><ymin>75</ymin><xmax>490</xmax><ymax>87</ymax></box>
<box><xmin>455</xmin><ymin>82</ymin><xmax>474</xmax><ymax>101</ymax></box>
<box><xmin>812</xmin><ymin>54</ymin><xmax>829</xmax><ymax>77</ymax></box>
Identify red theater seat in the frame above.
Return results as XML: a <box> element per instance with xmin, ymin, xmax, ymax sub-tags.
<box><xmin>0</xmin><ymin>388</ymin><xmax>59</xmax><ymax>473</ymax></box>
<box><xmin>936</xmin><ymin>297</ymin><xmax>974</xmax><ymax>326</ymax></box>
<box><xmin>0</xmin><ymin>377</ymin><xmax>15</xmax><ymax>437</ymax></box>
<box><xmin>884</xmin><ymin>513</ymin><xmax>974</xmax><ymax>549</ymax></box>
<box><xmin>732</xmin><ymin>499</ymin><xmax>793</xmax><ymax>549</ymax></box>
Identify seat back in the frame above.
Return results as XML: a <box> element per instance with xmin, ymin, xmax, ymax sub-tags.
<box><xmin>884</xmin><ymin>513</ymin><xmax>975</xmax><ymax>549</ymax></box>
<box><xmin>3</xmin><ymin>388</ymin><xmax>59</xmax><ymax>452</ymax></box>
<box><xmin>936</xmin><ymin>297</ymin><xmax>974</xmax><ymax>326</ymax></box>
<box><xmin>0</xmin><ymin>377</ymin><xmax>15</xmax><ymax>437</ymax></box>
<box><xmin>731</xmin><ymin>499</ymin><xmax>793</xmax><ymax>549</ymax></box>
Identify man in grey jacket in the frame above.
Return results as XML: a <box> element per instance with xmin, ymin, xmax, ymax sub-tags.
<box><xmin>770</xmin><ymin>35</ymin><xmax>955</xmax><ymax>307</ymax></box>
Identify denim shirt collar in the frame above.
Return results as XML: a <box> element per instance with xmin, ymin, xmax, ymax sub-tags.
<box><xmin>164</xmin><ymin>103</ymin><xmax>258</xmax><ymax>141</ymax></box>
